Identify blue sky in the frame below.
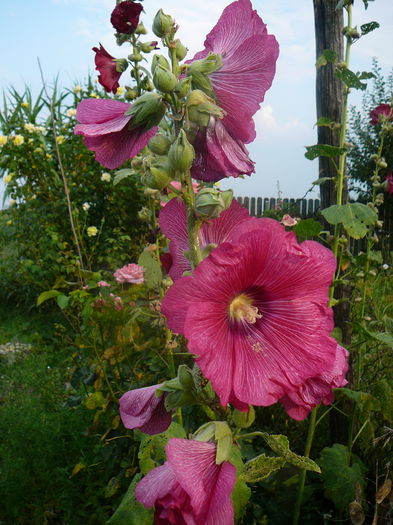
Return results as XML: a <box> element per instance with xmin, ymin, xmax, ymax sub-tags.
<box><xmin>1</xmin><ymin>0</ymin><xmax>392</xmax><ymax>202</ymax></box>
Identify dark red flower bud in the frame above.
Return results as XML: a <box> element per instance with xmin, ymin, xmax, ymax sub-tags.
<box><xmin>110</xmin><ymin>0</ymin><xmax>143</xmax><ymax>35</ymax></box>
<box><xmin>93</xmin><ymin>44</ymin><xmax>125</xmax><ymax>94</ymax></box>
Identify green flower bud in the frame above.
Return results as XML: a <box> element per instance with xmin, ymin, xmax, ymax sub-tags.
<box><xmin>178</xmin><ymin>364</ymin><xmax>194</xmax><ymax>389</ymax></box>
<box><xmin>148</xmin><ymin>134</ymin><xmax>172</xmax><ymax>155</ymax></box>
<box><xmin>195</xmin><ymin>188</ymin><xmax>233</xmax><ymax>218</ymax></box>
<box><xmin>145</xmin><ymin>166</ymin><xmax>171</xmax><ymax>190</ymax></box>
<box><xmin>174</xmin><ymin>77</ymin><xmax>192</xmax><ymax>98</ymax></box>
<box><xmin>174</xmin><ymin>39</ymin><xmax>188</xmax><ymax>61</ymax></box>
<box><xmin>168</xmin><ymin>129</ymin><xmax>195</xmax><ymax>172</ymax></box>
<box><xmin>187</xmin><ymin>89</ymin><xmax>226</xmax><ymax>127</ymax></box>
<box><xmin>153</xmin><ymin>64</ymin><xmax>178</xmax><ymax>93</ymax></box>
<box><xmin>138</xmin><ymin>206</ymin><xmax>151</xmax><ymax>221</ymax></box>
<box><xmin>232</xmin><ymin>406</ymin><xmax>255</xmax><ymax>429</ymax></box>
<box><xmin>125</xmin><ymin>87</ymin><xmax>139</xmax><ymax>101</ymax></box>
<box><xmin>115</xmin><ymin>58</ymin><xmax>128</xmax><ymax>73</ymax></box>
<box><xmin>128</xmin><ymin>53</ymin><xmax>143</xmax><ymax>62</ymax></box>
<box><xmin>126</xmin><ymin>93</ymin><xmax>166</xmax><ymax>131</ymax></box>
<box><xmin>187</xmin><ymin>52</ymin><xmax>223</xmax><ymax>98</ymax></box>
<box><xmin>135</xmin><ymin>23</ymin><xmax>148</xmax><ymax>35</ymax></box>
<box><xmin>193</xmin><ymin>421</ymin><xmax>232</xmax><ymax>465</ymax></box>
<box><xmin>141</xmin><ymin>77</ymin><xmax>154</xmax><ymax>92</ymax></box>
<box><xmin>151</xmin><ymin>54</ymin><xmax>170</xmax><ymax>74</ymax></box>
<box><xmin>140</xmin><ymin>41</ymin><xmax>159</xmax><ymax>53</ymax></box>
<box><xmin>153</xmin><ymin>9</ymin><xmax>173</xmax><ymax>38</ymax></box>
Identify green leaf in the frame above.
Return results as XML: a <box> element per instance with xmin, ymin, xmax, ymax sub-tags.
<box><xmin>232</xmin><ymin>406</ymin><xmax>255</xmax><ymax>429</ymax></box>
<box><xmin>316</xmin><ymin>49</ymin><xmax>337</xmax><ymax>68</ymax></box>
<box><xmin>335</xmin><ymin>68</ymin><xmax>368</xmax><ymax>90</ymax></box>
<box><xmin>335</xmin><ymin>388</ymin><xmax>380</xmax><ymax>413</ymax></box>
<box><xmin>315</xmin><ymin>117</ymin><xmax>334</xmax><ymax>127</ymax></box>
<box><xmin>321</xmin><ymin>203</ymin><xmax>378</xmax><ymax>239</ymax></box>
<box><xmin>138</xmin><ymin>250</ymin><xmax>162</xmax><ymax>289</ymax></box>
<box><xmin>113</xmin><ymin>169</ymin><xmax>135</xmax><ymax>186</ymax></box>
<box><xmin>106</xmin><ymin>474</ymin><xmax>153</xmax><ymax>525</ymax></box>
<box><xmin>229</xmin><ymin>446</ymin><xmax>251</xmax><ymax>518</ymax></box>
<box><xmin>241</xmin><ymin>454</ymin><xmax>285</xmax><ymax>483</ymax></box>
<box><xmin>295</xmin><ymin>218</ymin><xmax>323</xmax><ymax>238</ymax></box>
<box><xmin>361</xmin><ymin>0</ymin><xmax>375</xmax><ymax>10</ymax></box>
<box><xmin>305</xmin><ymin>144</ymin><xmax>347</xmax><ymax>160</ymax></box>
<box><xmin>56</xmin><ymin>294</ymin><xmax>70</xmax><ymax>309</ymax></box>
<box><xmin>372</xmin><ymin>380</ymin><xmax>393</xmax><ymax>421</ymax></box>
<box><xmin>138</xmin><ymin>422</ymin><xmax>186</xmax><ymax>475</ymax></box>
<box><xmin>311</xmin><ymin>177</ymin><xmax>334</xmax><ymax>185</ymax></box>
<box><xmin>36</xmin><ymin>289</ymin><xmax>61</xmax><ymax>306</ymax></box>
<box><xmin>261</xmin><ymin>434</ymin><xmax>321</xmax><ymax>473</ymax></box>
<box><xmin>318</xmin><ymin>444</ymin><xmax>367</xmax><ymax>511</ymax></box>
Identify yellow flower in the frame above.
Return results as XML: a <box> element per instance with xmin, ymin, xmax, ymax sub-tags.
<box><xmin>6</xmin><ymin>220</ymin><xmax>13</xmax><ymax>225</ymax></box>
<box><xmin>101</xmin><ymin>172</ymin><xmax>111</xmax><ymax>182</ymax></box>
<box><xmin>116</xmin><ymin>86</ymin><xmax>124</xmax><ymax>96</ymax></box>
<box><xmin>56</xmin><ymin>135</ymin><xmax>65</xmax><ymax>144</ymax></box>
<box><xmin>0</xmin><ymin>136</ymin><xmax>8</xmax><ymax>146</ymax></box>
<box><xmin>21</xmin><ymin>102</ymin><xmax>29</xmax><ymax>108</ymax></box>
<box><xmin>66</xmin><ymin>108</ymin><xmax>77</xmax><ymax>117</ymax></box>
<box><xmin>73</xmin><ymin>85</ymin><xmax>82</xmax><ymax>93</ymax></box>
<box><xmin>13</xmin><ymin>135</ymin><xmax>24</xmax><ymax>146</ymax></box>
<box><xmin>46</xmin><ymin>153</ymin><xmax>52</xmax><ymax>160</ymax></box>
<box><xmin>87</xmin><ymin>226</ymin><xmax>98</xmax><ymax>237</ymax></box>
<box><xmin>34</xmin><ymin>147</ymin><xmax>43</xmax><ymax>154</ymax></box>
<box><xmin>4</xmin><ymin>175</ymin><xmax>12</xmax><ymax>184</ymax></box>
<box><xmin>24</xmin><ymin>123</ymin><xmax>36</xmax><ymax>133</ymax></box>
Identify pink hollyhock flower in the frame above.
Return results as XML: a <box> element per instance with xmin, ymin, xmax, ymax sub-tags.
<box><xmin>74</xmin><ymin>99</ymin><xmax>158</xmax><ymax>169</ymax></box>
<box><xmin>280</xmin><ymin>345</ymin><xmax>349</xmax><ymax>420</ymax></box>
<box><xmin>169</xmin><ymin>180</ymin><xmax>200</xmax><ymax>193</ymax></box>
<box><xmin>120</xmin><ymin>384</ymin><xmax>172</xmax><ymax>435</ymax></box>
<box><xmin>93</xmin><ymin>44</ymin><xmax>123</xmax><ymax>94</ymax></box>
<box><xmin>114</xmin><ymin>263</ymin><xmax>144</xmax><ymax>284</ymax></box>
<box><xmin>159</xmin><ymin>197</ymin><xmax>255</xmax><ymax>280</ymax></box>
<box><xmin>135</xmin><ymin>438</ymin><xmax>236</xmax><ymax>524</ymax></box>
<box><xmin>110</xmin><ymin>0</ymin><xmax>143</xmax><ymax>34</ymax></box>
<box><xmin>281</xmin><ymin>214</ymin><xmax>297</xmax><ymax>227</ymax></box>
<box><xmin>97</xmin><ymin>280</ymin><xmax>110</xmax><ymax>287</ymax></box>
<box><xmin>385</xmin><ymin>172</ymin><xmax>393</xmax><ymax>195</ymax></box>
<box><xmin>162</xmin><ymin>220</ymin><xmax>346</xmax><ymax>411</ymax></box>
<box><xmin>370</xmin><ymin>103</ymin><xmax>393</xmax><ymax>125</ymax></box>
<box><xmin>188</xmin><ymin>0</ymin><xmax>278</xmax><ymax>181</ymax></box>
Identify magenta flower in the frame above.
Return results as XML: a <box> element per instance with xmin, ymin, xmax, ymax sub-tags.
<box><xmin>370</xmin><ymin>103</ymin><xmax>393</xmax><ymax>125</ymax></box>
<box><xmin>280</xmin><ymin>345</ymin><xmax>349</xmax><ymax>420</ymax></box>
<box><xmin>135</xmin><ymin>438</ymin><xmax>236</xmax><ymax>524</ymax></box>
<box><xmin>114</xmin><ymin>263</ymin><xmax>144</xmax><ymax>284</ymax></box>
<box><xmin>162</xmin><ymin>220</ymin><xmax>345</xmax><ymax>411</ymax></box>
<box><xmin>159</xmin><ymin>197</ymin><xmax>254</xmax><ymax>280</ymax></box>
<box><xmin>110</xmin><ymin>0</ymin><xmax>143</xmax><ymax>34</ymax></box>
<box><xmin>188</xmin><ymin>0</ymin><xmax>279</xmax><ymax>181</ymax></box>
<box><xmin>120</xmin><ymin>384</ymin><xmax>172</xmax><ymax>435</ymax></box>
<box><xmin>385</xmin><ymin>172</ymin><xmax>393</xmax><ymax>195</ymax></box>
<box><xmin>93</xmin><ymin>44</ymin><xmax>123</xmax><ymax>94</ymax></box>
<box><xmin>74</xmin><ymin>99</ymin><xmax>157</xmax><ymax>169</ymax></box>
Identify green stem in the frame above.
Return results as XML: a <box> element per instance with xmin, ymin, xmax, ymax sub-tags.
<box><xmin>292</xmin><ymin>407</ymin><xmax>318</xmax><ymax>525</ymax></box>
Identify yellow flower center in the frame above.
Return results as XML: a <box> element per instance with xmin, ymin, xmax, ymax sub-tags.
<box><xmin>229</xmin><ymin>294</ymin><xmax>262</xmax><ymax>324</ymax></box>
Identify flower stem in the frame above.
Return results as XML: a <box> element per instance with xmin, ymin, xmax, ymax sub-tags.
<box><xmin>292</xmin><ymin>407</ymin><xmax>318</xmax><ymax>525</ymax></box>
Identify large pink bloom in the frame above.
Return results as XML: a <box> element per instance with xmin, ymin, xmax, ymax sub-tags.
<box><xmin>280</xmin><ymin>344</ymin><xmax>349</xmax><ymax>420</ymax></box>
<box><xmin>188</xmin><ymin>0</ymin><xmax>279</xmax><ymax>181</ymax></box>
<box><xmin>114</xmin><ymin>263</ymin><xmax>144</xmax><ymax>284</ymax></box>
<box><xmin>119</xmin><ymin>384</ymin><xmax>172</xmax><ymax>435</ymax></box>
<box><xmin>135</xmin><ymin>438</ymin><xmax>236</xmax><ymax>524</ymax></box>
<box><xmin>162</xmin><ymin>220</ymin><xmax>346</xmax><ymax>411</ymax></box>
<box><xmin>159</xmin><ymin>197</ymin><xmax>254</xmax><ymax>281</ymax></box>
<box><xmin>74</xmin><ymin>99</ymin><xmax>157</xmax><ymax>169</ymax></box>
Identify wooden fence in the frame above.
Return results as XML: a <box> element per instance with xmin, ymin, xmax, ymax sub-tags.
<box><xmin>236</xmin><ymin>197</ymin><xmax>320</xmax><ymax>218</ymax></box>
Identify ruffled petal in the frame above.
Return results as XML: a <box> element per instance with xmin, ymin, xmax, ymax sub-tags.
<box><xmin>135</xmin><ymin>463</ymin><xmax>177</xmax><ymax>508</ymax></box>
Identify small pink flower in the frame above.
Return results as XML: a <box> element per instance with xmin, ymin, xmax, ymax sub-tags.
<box><xmin>135</xmin><ymin>438</ymin><xmax>236</xmax><ymax>524</ymax></box>
<box><xmin>281</xmin><ymin>214</ymin><xmax>298</xmax><ymax>227</ymax></box>
<box><xmin>114</xmin><ymin>263</ymin><xmax>144</xmax><ymax>284</ymax></box>
<box><xmin>110</xmin><ymin>293</ymin><xmax>124</xmax><ymax>311</ymax></box>
<box><xmin>97</xmin><ymin>280</ymin><xmax>110</xmax><ymax>287</ymax></box>
<box><xmin>370</xmin><ymin>104</ymin><xmax>393</xmax><ymax>126</ymax></box>
<box><xmin>119</xmin><ymin>384</ymin><xmax>172</xmax><ymax>434</ymax></box>
<box><xmin>169</xmin><ymin>180</ymin><xmax>200</xmax><ymax>193</ymax></box>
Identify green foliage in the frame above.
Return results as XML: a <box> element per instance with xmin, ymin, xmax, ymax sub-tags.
<box><xmin>261</xmin><ymin>434</ymin><xmax>321</xmax><ymax>473</ymax></box>
<box><xmin>294</xmin><ymin>218</ymin><xmax>323</xmax><ymax>238</ymax></box>
<box><xmin>321</xmin><ymin>202</ymin><xmax>378</xmax><ymax>238</ymax></box>
<box><xmin>335</xmin><ymin>68</ymin><xmax>374</xmax><ymax>90</ymax></box>
<box><xmin>229</xmin><ymin>446</ymin><xmax>252</xmax><ymax>519</ymax></box>
<box><xmin>360</xmin><ymin>21</ymin><xmax>380</xmax><ymax>35</ymax></box>
<box><xmin>241</xmin><ymin>454</ymin><xmax>285</xmax><ymax>483</ymax></box>
<box><xmin>318</xmin><ymin>444</ymin><xmax>367</xmax><ymax>511</ymax></box>
<box><xmin>106</xmin><ymin>474</ymin><xmax>154</xmax><ymax>525</ymax></box>
<box><xmin>138</xmin><ymin>249</ymin><xmax>163</xmax><ymax>289</ymax></box>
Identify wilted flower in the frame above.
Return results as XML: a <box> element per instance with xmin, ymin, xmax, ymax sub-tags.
<box><xmin>66</xmin><ymin>108</ymin><xmax>77</xmax><ymax>117</ymax></box>
<box><xmin>87</xmin><ymin>226</ymin><xmax>98</xmax><ymax>237</ymax></box>
<box><xmin>13</xmin><ymin>135</ymin><xmax>24</xmax><ymax>146</ymax></box>
<box><xmin>370</xmin><ymin>103</ymin><xmax>393</xmax><ymax>126</ymax></box>
<box><xmin>114</xmin><ymin>263</ymin><xmax>144</xmax><ymax>284</ymax></box>
<box><xmin>101</xmin><ymin>172</ymin><xmax>111</xmax><ymax>182</ymax></box>
<box><xmin>135</xmin><ymin>438</ymin><xmax>236</xmax><ymax>523</ymax></box>
<box><xmin>281</xmin><ymin>214</ymin><xmax>298</xmax><ymax>227</ymax></box>
<box><xmin>162</xmin><ymin>219</ymin><xmax>346</xmax><ymax>411</ymax></box>
<box><xmin>110</xmin><ymin>0</ymin><xmax>143</xmax><ymax>34</ymax></box>
<box><xmin>119</xmin><ymin>384</ymin><xmax>172</xmax><ymax>434</ymax></box>
<box><xmin>93</xmin><ymin>44</ymin><xmax>125</xmax><ymax>94</ymax></box>
<box><xmin>0</xmin><ymin>135</ymin><xmax>7</xmax><ymax>146</ymax></box>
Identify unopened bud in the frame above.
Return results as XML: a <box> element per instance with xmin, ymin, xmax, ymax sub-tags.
<box><xmin>151</xmin><ymin>54</ymin><xmax>170</xmax><ymax>73</ymax></box>
<box><xmin>174</xmin><ymin>39</ymin><xmax>188</xmax><ymax>60</ymax></box>
<box><xmin>138</xmin><ymin>207</ymin><xmax>151</xmax><ymax>221</ymax></box>
<box><xmin>125</xmin><ymin>87</ymin><xmax>139</xmax><ymax>101</ymax></box>
<box><xmin>187</xmin><ymin>52</ymin><xmax>223</xmax><ymax>98</ymax></box>
<box><xmin>187</xmin><ymin>89</ymin><xmax>225</xmax><ymax>127</ymax></box>
<box><xmin>145</xmin><ymin>163</ymin><xmax>171</xmax><ymax>190</ymax></box>
<box><xmin>168</xmin><ymin>129</ymin><xmax>195</xmax><ymax>172</ymax></box>
<box><xmin>126</xmin><ymin>93</ymin><xmax>166</xmax><ymax>131</ymax></box>
<box><xmin>115</xmin><ymin>58</ymin><xmax>128</xmax><ymax>73</ymax></box>
<box><xmin>195</xmin><ymin>188</ymin><xmax>233</xmax><ymax>218</ymax></box>
<box><xmin>148</xmin><ymin>134</ymin><xmax>172</xmax><ymax>155</ymax></box>
<box><xmin>193</xmin><ymin>421</ymin><xmax>232</xmax><ymax>465</ymax></box>
<box><xmin>153</xmin><ymin>64</ymin><xmax>177</xmax><ymax>93</ymax></box>
<box><xmin>377</xmin><ymin>159</ymin><xmax>388</xmax><ymax>169</ymax></box>
<box><xmin>128</xmin><ymin>52</ymin><xmax>143</xmax><ymax>62</ymax></box>
<box><xmin>152</xmin><ymin>9</ymin><xmax>173</xmax><ymax>38</ymax></box>
<box><xmin>369</xmin><ymin>154</ymin><xmax>378</xmax><ymax>162</ymax></box>
<box><xmin>135</xmin><ymin>23</ymin><xmax>148</xmax><ymax>35</ymax></box>
<box><xmin>140</xmin><ymin>41</ymin><xmax>159</xmax><ymax>53</ymax></box>
<box><xmin>174</xmin><ymin>77</ymin><xmax>192</xmax><ymax>98</ymax></box>
<box><xmin>141</xmin><ymin>77</ymin><xmax>154</xmax><ymax>92</ymax></box>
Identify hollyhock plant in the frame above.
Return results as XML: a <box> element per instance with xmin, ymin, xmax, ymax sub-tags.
<box><xmin>162</xmin><ymin>220</ymin><xmax>347</xmax><ymax>411</ymax></box>
<box><xmin>135</xmin><ymin>438</ymin><xmax>236</xmax><ymax>524</ymax></box>
<box><xmin>159</xmin><ymin>197</ymin><xmax>254</xmax><ymax>280</ymax></box>
<box><xmin>280</xmin><ymin>344</ymin><xmax>349</xmax><ymax>420</ymax></box>
<box><xmin>110</xmin><ymin>0</ymin><xmax>143</xmax><ymax>34</ymax></box>
<box><xmin>187</xmin><ymin>0</ymin><xmax>279</xmax><ymax>181</ymax></box>
<box><xmin>114</xmin><ymin>263</ymin><xmax>144</xmax><ymax>284</ymax></box>
<box><xmin>74</xmin><ymin>98</ymin><xmax>161</xmax><ymax>169</ymax></box>
<box><xmin>93</xmin><ymin>44</ymin><xmax>125</xmax><ymax>94</ymax></box>
<box><xmin>385</xmin><ymin>172</ymin><xmax>393</xmax><ymax>195</ymax></box>
<box><xmin>370</xmin><ymin>103</ymin><xmax>393</xmax><ymax>125</ymax></box>
<box><xmin>120</xmin><ymin>384</ymin><xmax>172</xmax><ymax>435</ymax></box>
